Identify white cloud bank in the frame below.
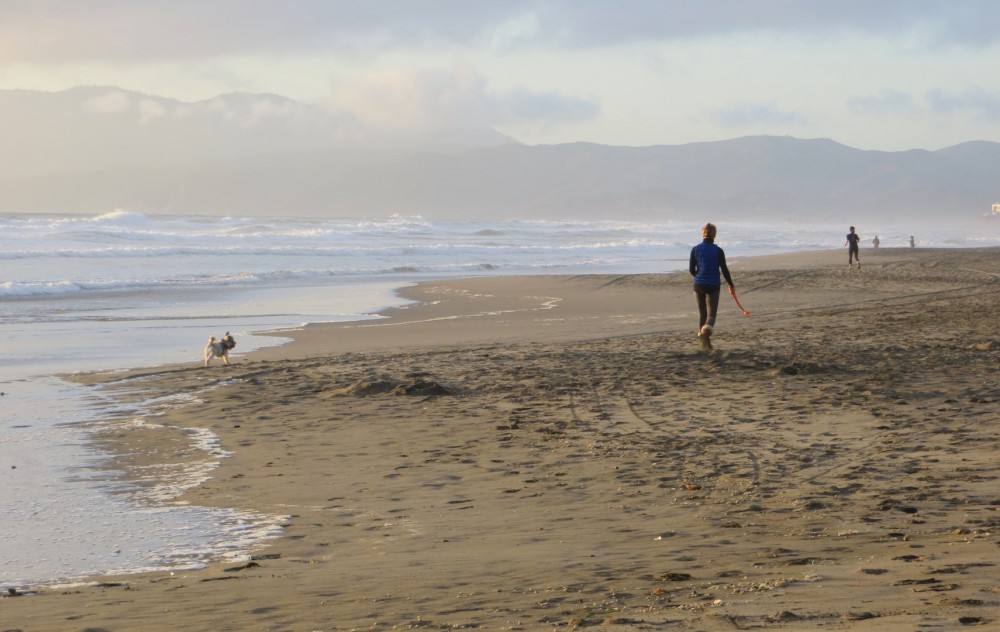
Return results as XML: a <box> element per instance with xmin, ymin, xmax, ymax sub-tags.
<box><xmin>2</xmin><ymin>1</ymin><xmax>999</xmax><ymax>150</ymax></box>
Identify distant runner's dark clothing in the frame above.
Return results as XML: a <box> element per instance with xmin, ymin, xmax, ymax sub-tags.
<box><xmin>846</xmin><ymin>232</ymin><xmax>860</xmax><ymax>263</ymax></box>
<box><xmin>690</xmin><ymin>238</ymin><xmax>733</xmax><ymax>330</ymax></box>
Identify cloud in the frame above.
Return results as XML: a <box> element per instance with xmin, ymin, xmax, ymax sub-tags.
<box><xmin>82</xmin><ymin>90</ymin><xmax>131</xmax><ymax>114</ymax></box>
<box><xmin>846</xmin><ymin>90</ymin><xmax>917</xmax><ymax>114</ymax></box>
<box><xmin>488</xmin><ymin>11</ymin><xmax>545</xmax><ymax>49</ymax></box>
<box><xmin>175</xmin><ymin>93</ymin><xmax>348</xmax><ymax>132</ymax></box>
<box><xmin>847</xmin><ymin>87</ymin><xmax>1000</xmax><ymax>122</ymax></box>
<box><xmin>707</xmin><ymin>103</ymin><xmax>806</xmax><ymax>128</ymax></box>
<box><xmin>925</xmin><ymin>86</ymin><xmax>1000</xmax><ymax>121</ymax></box>
<box><xmin>517</xmin><ymin>0</ymin><xmax>1000</xmax><ymax>48</ymax></box>
<box><xmin>0</xmin><ymin>0</ymin><xmax>519</xmax><ymax>62</ymax></box>
<box><xmin>2</xmin><ymin>0</ymin><xmax>998</xmax><ymax>64</ymax></box>
<box><xmin>501</xmin><ymin>89</ymin><xmax>599</xmax><ymax>123</ymax></box>
<box><xmin>137</xmin><ymin>98</ymin><xmax>167</xmax><ymax>124</ymax></box>
<box><xmin>72</xmin><ymin>87</ymin><xmax>350</xmax><ymax>134</ymax></box>
<box><xmin>333</xmin><ymin>62</ymin><xmax>598</xmax><ymax>133</ymax></box>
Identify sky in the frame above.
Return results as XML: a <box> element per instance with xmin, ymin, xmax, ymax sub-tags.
<box><xmin>2</xmin><ymin>0</ymin><xmax>1000</xmax><ymax>151</ymax></box>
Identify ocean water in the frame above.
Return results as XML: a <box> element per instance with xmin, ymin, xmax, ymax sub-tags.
<box><xmin>2</xmin><ymin>210</ymin><xmax>997</xmax><ymax>589</ymax></box>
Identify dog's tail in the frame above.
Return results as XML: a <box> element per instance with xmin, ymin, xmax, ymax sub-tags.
<box><xmin>208</xmin><ymin>336</ymin><xmax>217</xmax><ymax>344</ymax></box>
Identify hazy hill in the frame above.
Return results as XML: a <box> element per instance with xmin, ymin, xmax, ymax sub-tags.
<box><xmin>1</xmin><ymin>87</ymin><xmax>997</xmax><ymax>223</ymax></box>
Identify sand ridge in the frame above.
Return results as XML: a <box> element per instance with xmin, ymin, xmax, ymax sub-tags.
<box><xmin>5</xmin><ymin>247</ymin><xmax>999</xmax><ymax>631</ymax></box>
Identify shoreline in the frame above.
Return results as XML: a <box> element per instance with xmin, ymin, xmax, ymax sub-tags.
<box><xmin>245</xmin><ymin>247</ymin><xmax>894</xmax><ymax>360</ymax></box>
<box><xmin>6</xmin><ymin>246</ymin><xmax>1000</xmax><ymax>631</ymax></box>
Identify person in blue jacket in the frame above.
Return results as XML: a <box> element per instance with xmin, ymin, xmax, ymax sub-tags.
<box><xmin>689</xmin><ymin>222</ymin><xmax>734</xmax><ymax>351</ymax></box>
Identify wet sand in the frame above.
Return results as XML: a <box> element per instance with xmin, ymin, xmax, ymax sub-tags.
<box><xmin>5</xmin><ymin>246</ymin><xmax>1000</xmax><ymax>631</ymax></box>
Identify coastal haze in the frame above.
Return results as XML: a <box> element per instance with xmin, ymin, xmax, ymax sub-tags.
<box><xmin>1</xmin><ymin>87</ymin><xmax>998</xmax><ymax>223</ymax></box>
<box><xmin>2</xmin><ymin>2</ymin><xmax>999</xmax><ymax>225</ymax></box>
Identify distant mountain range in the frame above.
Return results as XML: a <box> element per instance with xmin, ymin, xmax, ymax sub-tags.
<box><xmin>1</xmin><ymin>87</ymin><xmax>997</xmax><ymax>223</ymax></box>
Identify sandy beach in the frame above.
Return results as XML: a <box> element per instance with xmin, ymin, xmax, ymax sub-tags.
<box><xmin>5</xmin><ymin>246</ymin><xmax>999</xmax><ymax>631</ymax></box>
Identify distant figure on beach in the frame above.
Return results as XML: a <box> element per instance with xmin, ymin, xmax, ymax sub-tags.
<box><xmin>909</xmin><ymin>235</ymin><xmax>916</xmax><ymax>248</ymax></box>
<box><xmin>872</xmin><ymin>235</ymin><xmax>880</xmax><ymax>249</ymax></box>
<box><xmin>845</xmin><ymin>226</ymin><xmax>861</xmax><ymax>269</ymax></box>
<box><xmin>689</xmin><ymin>222</ymin><xmax>735</xmax><ymax>352</ymax></box>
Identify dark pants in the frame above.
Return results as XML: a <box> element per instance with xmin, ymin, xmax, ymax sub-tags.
<box><xmin>848</xmin><ymin>245</ymin><xmax>859</xmax><ymax>263</ymax></box>
<box><xmin>693</xmin><ymin>284</ymin><xmax>720</xmax><ymax>330</ymax></box>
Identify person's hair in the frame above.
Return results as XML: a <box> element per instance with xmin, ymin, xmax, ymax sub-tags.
<box><xmin>701</xmin><ymin>223</ymin><xmax>717</xmax><ymax>239</ymax></box>
<box><xmin>849</xmin><ymin>226</ymin><xmax>855</xmax><ymax>231</ymax></box>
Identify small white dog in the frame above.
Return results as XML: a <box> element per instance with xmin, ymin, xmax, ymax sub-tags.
<box><xmin>204</xmin><ymin>332</ymin><xmax>237</xmax><ymax>366</ymax></box>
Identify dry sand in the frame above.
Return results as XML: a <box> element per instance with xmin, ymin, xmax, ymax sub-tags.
<box><xmin>4</xmin><ymin>246</ymin><xmax>999</xmax><ymax>631</ymax></box>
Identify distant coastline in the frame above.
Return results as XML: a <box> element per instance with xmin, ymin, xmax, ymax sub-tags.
<box><xmin>2</xmin><ymin>88</ymin><xmax>998</xmax><ymax>222</ymax></box>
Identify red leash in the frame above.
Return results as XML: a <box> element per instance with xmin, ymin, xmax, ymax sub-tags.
<box><xmin>729</xmin><ymin>285</ymin><xmax>750</xmax><ymax>317</ymax></box>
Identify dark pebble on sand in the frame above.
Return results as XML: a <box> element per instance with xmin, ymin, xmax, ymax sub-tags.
<box><xmin>843</xmin><ymin>612</ymin><xmax>875</xmax><ymax>621</ymax></box>
<box><xmin>658</xmin><ymin>572</ymin><xmax>693</xmax><ymax>581</ymax></box>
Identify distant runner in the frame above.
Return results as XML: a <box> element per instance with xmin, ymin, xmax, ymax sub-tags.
<box><xmin>689</xmin><ymin>222</ymin><xmax>735</xmax><ymax>352</ymax></box>
<box><xmin>845</xmin><ymin>226</ymin><xmax>861</xmax><ymax>269</ymax></box>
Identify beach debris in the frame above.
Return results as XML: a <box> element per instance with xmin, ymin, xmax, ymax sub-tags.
<box><xmin>914</xmin><ymin>583</ymin><xmax>960</xmax><ymax>593</ymax></box>
<box><xmin>657</xmin><ymin>572</ymin><xmax>693</xmax><ymax>582</ymax></box>
<box><xmin>799</xmin><ymin>500</ymin><xmax>828</xmax><ymax>511</ymax></box>
<box><xmin>768</xmin><ymin>611</ymin><xmax>804</xmax><ymax>622</ymax></box>
<box><xmin>892</xmin><ymin>554</ymin><xmax>926</xmax><ymax>562</ymax></box>
<box><xmin>929</xmin><ymin>562</ymin><xmax>995</xmax><ymax>574</ymax></box>
<box><xmin>329</xmin><ymin>377</ymin><xmax>454</xmax><ymax>398</ymax></box>
<box><xmin>958</xmin><ymin>616</ymin><xmax>985</xmax><ymax>626</ymax></box>
<box><xmin>784</xmin><ymin>557</ymin><xmax>834</xmax><ymax>566</ymax></box>
<box><xmin>843</xmin><ymin>612</ymin><xmax>876</xmax><ymax>621</ymax></box>
<box><xmin>877</xmin><ymin>499</ymin><xmax>918</xmax><ymax>514</ymax></box>
<box><xmin>894</xmin><ymin>578</ymin><xmax>939</xmax><ymax>586</ymax></box>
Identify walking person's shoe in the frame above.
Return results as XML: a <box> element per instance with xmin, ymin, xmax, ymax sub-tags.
<box><xmin>698</xmin><ymin>324</ymin><xmax>713</xmax><ymax>351</ymax></box>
